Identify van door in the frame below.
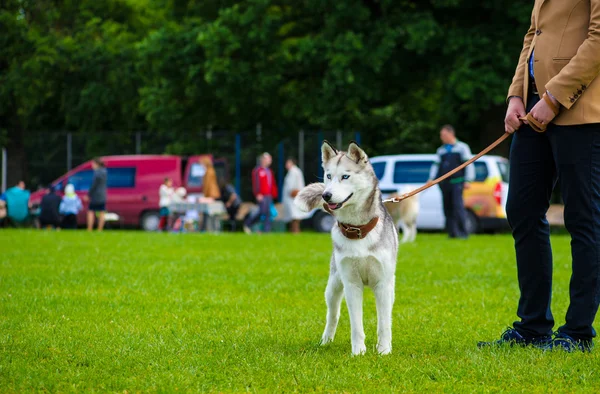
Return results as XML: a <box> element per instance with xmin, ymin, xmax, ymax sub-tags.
<box><xmin>392</xmin><ymin>160</ymin><xmax>445</xmax><ymax>230</ymax></box>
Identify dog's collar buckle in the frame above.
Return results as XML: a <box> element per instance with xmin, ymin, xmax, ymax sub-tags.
<box><xmin>346</xmin><ymin>226</ymin><xmax>362</xmax><ymax>239</ymax></box>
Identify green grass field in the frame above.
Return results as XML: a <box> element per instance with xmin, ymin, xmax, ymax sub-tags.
<box><xmin>1</xmin><ymin>230</ymin><xmax>598</xmax><ymax>393</ymax></box>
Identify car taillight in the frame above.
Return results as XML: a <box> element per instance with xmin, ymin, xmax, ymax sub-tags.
<box><xmin>493</xmin><ymin>182</ymin><xmax>502</xmax><ymax>205</ymax></box>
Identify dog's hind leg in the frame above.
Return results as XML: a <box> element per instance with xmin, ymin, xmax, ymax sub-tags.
<box><xmin>409</xmin><ymin>222</ymin><xmax>417</xmax><ymax>242</ymax></box>
<box><xmin>321</xmin><ymin>261</ymin><xmax>343</xmax><ymax>345</ymax></box>
<box><xmin>374</xmin><ymin>277</ymin><xmax>395</xmax><ymax>355</ymax></box>
<box><xmin>399</xmin><ymin>220</ymin><xmax>410</xmax><ymax>244</ymax></box>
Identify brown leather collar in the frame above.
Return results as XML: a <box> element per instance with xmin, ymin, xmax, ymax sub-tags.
<box><xmin>323</xmin><ymin>203</ymin><xmax>379</xmax><ymax>240</ymax></box>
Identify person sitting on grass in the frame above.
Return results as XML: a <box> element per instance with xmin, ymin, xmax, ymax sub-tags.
<box><xmin>4</xmin><ymin>181</ymin><xmax>31</xmax><ymax>227</ymax></box>
<box><xmin>38</xmin><ymin>185</ymin><xmax>62</xmax><ymax>229</ymax></box>
<box><xmin>59</xmin><ymin>184</ymin><xmax>82</xmax><ymax>229</ymax></box>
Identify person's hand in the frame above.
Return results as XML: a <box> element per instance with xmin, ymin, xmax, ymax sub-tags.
<box><xmin>505</xmin><ymin>97</ymin><xmax>526</xmax><ymax>133</ymax></box>
<box><xmin>225</xmin><ymin>201</ymin><xmax>231</xmax><ymax>208</ymax></box>
<box><xmin>464</xmin><ymin>182</ymin><xmax>471</xmax><ymax>190</ymax></box>
<box><xmin>83</xmin><ymin>195</ymin><xmax>89</xmax><ymax>202</ymax></box>
<box><xmin>256</xmin><ymin>194</ymin><xmax>264</xmax><ymax>202</ymax></box>
<box><xmin>528</xmin><ymin>94</ymin><xmax>559</xmax><ymax>128</ymax></box>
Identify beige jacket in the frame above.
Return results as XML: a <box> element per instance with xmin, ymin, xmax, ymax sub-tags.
<box><xmin>508</xmin><ymin>0</ymin><xmax>600</xmax><ymax>125</ymax></box>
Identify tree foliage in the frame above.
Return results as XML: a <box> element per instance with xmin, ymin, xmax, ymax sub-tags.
<box><xmin>0</xmin><ymin>0</ymin><xmax>533</xmax><ymax>181</ymax></box>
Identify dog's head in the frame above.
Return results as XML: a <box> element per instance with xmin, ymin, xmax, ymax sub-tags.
<box><xmin>320</xmin><ymin>140</ymin><xmax>377</xmax><ymax>212</ymax></box>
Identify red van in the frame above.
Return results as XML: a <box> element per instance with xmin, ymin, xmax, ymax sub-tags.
<box><xmin>29</xmin><ymin>155</ymin><xmax>227</xmax><ymax>230</ymax></box>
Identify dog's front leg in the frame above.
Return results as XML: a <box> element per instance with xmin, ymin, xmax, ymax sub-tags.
<box><xmin>374</xmin><ymin>278</ymin><xmax>395</xmax><ymax>355</ymax></box>
<box><xmin>343</xmin><ymin>282</ymin><xmax>366</xmax><ymax>355</ymax></box>
<box><xmin>321</xmin><ymin>270</ymin><xmax>343</xmax><ymax>345</ymax></box>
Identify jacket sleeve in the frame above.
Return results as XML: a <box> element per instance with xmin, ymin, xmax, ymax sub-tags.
<box><xmin>545</xmin><ymin>0</ymin><xmax>600</xmax><ymax>109</ymax></box>
<box><xmin>251</xmin><ymin>168</ymin><xmax>260</xmax><ymax>196</ymax></box>
<box><xmin>429</xmin><ymin>149</ymin><xmax>440</xmax><ymax>181</ymax></box>
<box><xmin>507</xmin><ymin>10</ymin><xmax>537</xmax><ymax>101</ymax></box>
<box><xmin>272</xmin><ymin>170</ymin><xmax>279</xmax><ymax>200</ymax></box>
<box><xmin>88</xmin><ymin>173</ymin><xmax>98</xmax><ymax>196</ymax></box>
<box><xmin>462</xmin><ymin>144</ymin><xmax>475</xmax><ymax>183</ymax></box>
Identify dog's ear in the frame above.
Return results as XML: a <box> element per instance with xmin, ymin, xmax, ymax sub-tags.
<box><xmin>347</xmin><ymin>141</ymin><xmax>367</xmax><ymax>164</ymax></box>
<box><xmin>321</xmin><ymin>140</ymin><xmax>338</xmax><ymax>163</ymax></box>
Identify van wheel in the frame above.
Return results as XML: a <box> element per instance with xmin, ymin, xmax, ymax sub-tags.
<box><xmin>140</xmin><ymin>211</ymin><xmax>160</xmax><ymax>232</ymax></box>
<box><xmin>312</xmin><ymin>211</ymin><xmax>335</xmax><ymax>233</ymax></box>
<box><xmin>465</xmin><ymin>210</ymin><xmax>480</xmax><ymax>234</ymax></box>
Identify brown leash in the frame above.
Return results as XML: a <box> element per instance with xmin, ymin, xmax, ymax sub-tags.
<box><xmin>383</xmin><ymin>132</ymin><xmax>511</xmax><ymax>203</ymax></box>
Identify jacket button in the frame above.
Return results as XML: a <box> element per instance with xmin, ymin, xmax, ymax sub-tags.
<box><xmin>582</xmin><ymin>85</ymin><xmax>587</xmax><ymax>90</ymax></box>
<box><xmin>570</xmin><ymin>98</ymin><xmax>575</xmax><ymax>103</ymax></box>
<box><xmin>578</xmin><ymin>90</ymin><xmax>582</xmax><ymax>95</ymax></box>
<box><xmin>536</xmin><ymin>29</ymin><xmax>542</xmax><ymax>35</ymax></box>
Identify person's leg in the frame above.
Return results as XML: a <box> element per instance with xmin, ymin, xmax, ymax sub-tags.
<box><xmin>440</xmin><ymin>186</ymin><xmax>454</xmax><ymax>237</ymax></box>
<box><xmin>506</xmin><ymin>121</ymin><xmax>557</xmax><ymax>338</ymax></box>
<box><xmin>453</xmin><ymin>183</ymin><xmax>469</xmax><ymax>238</ymax></box>
<box><xmin>87</xmin><ymin>210</ymin><xmax>95</xmax><ymax>231</ymax></box>
<box><xmin>262</xmin><ymin>196</ymin><xmax>272</xmax><ymax>232</ymax></box>
<box><xmin>97</xmin><ymin>211</ymin><xmax>105</xmax><ymax>231</ymax></box>
<box><xmin>244</xmin><ymin>203</ymin><xmax>261</xmax><ymax>232</ymax></box>
<box><xmin>549</xmin><ymin>124</ymin><xmax>600</xmax><ymax>341</ymax></box>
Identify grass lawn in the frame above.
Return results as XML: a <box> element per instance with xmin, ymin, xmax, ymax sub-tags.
<box><xmin>1</xmin><ymin>230</ymin><xmax>598</xmax><ymax>393</ymax></box>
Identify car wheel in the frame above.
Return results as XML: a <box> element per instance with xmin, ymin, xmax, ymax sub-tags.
<box><xmin>140</xmin><ymin>211</ymin><xmax>160</xmax><ymax>231</ymax></box>
<box><xmin>312</xmin><ymin>211</ymin><xmax>335</xmax><ymax>233</ymax></box>
<box><xmin>464</xmin><ymin>210</ymin><xmax>480</xmax><ymax>234</ymax></box>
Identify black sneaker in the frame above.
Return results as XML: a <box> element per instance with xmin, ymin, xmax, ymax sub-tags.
<box><xmin>543</xmin><ymin>332</ymin><xmax>594</xmax><ymax>352</ymax></box>
<box><xmin>477</xmin><ymin>328</ymin><xmax>552</xmax><ymax>348</ymax></box>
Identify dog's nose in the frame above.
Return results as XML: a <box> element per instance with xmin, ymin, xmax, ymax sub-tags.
<box><xmin>322</xmin><ymin>192</ymin><xmax>332</xmax><ymax>202</ymax></box>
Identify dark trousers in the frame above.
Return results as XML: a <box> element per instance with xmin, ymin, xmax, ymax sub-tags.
<box><xmin>61</xmin><ymin>214</ymin><xmax>78</xmax><ymax>229</ymax></box>
<box><xmin>440</xmin><ymin>183</ymin><xmax>468</xmax><ymax>238</ymax></box>
<box><xmin>244</xmin><ymin>196</ymin><xmax>272</xmax><ymax>232</ymax></box>
<box><xmin>507</xmin><ymin>94</ymin><xmax>600</xmax><ymax>340</ymax></box>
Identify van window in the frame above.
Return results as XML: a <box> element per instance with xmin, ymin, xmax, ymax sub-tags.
<box><xmin>67</xmin><ymin>167</ymin><xmax>136</xmax><ymax>191</ymax></box>
<box><xmin>372</xmin><ymin>162</ymin><xmax>386</xmax><ymax>180</ymax></box>
<box><xmin>187</xmin><ymin>163</ymin><xmax>206</xmax><ymax>187</ymax></box>
<box><xmin>69</xmin><ymin>170</ymin><xmax>94</xmax><ymax>191</ymax></box>
<box><xmin>497</xmin><ymin>161</ymin><xmax>510</xmax><ymax>183</ymax></box>
<box><xmin>393</xmin><ymin>161</ymin><xmax>433</xmax><ymax>184</ymax></box>
<box><xmin>474</xmin><ymin>162</ymin><xmax>488</xmax><ymax>182</ymax></box>
<box><xmin>108</xmin><ymin>168</ymin><xmax>136</xmax><ymax>188</ymax></box>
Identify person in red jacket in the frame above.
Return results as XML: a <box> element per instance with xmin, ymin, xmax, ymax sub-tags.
<box><xmin>244</xmin><ymin>152</ymin><xmax>278</xmax><ymax>234</ymax></box>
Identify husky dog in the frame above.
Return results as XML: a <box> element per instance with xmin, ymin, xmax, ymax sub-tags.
<box><xmin>294</xmin><ymin>141</ymin><xmax>398</xmax><ymax>355</ymax></box>
<box><xmin>384</xmin><ymin>187</ymin><xmax>420</xmax><ymax>243</ymax></box>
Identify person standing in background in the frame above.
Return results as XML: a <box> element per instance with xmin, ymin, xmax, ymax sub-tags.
<box><xmin>60</xmin><ymin>184</ymin><xmax>82</xmax><ymax>229</ymax></box>
<box><xmin>428</xmin><ymin>125</ymin><xmax>474</xmax><ymax>239</ymax></box>
<box><xmin>200</xmin><ymin>157</ymin><xmax>221</xmax><ymax>232</ymax></box>
<box><xmin>283</xmin><ymin>157</ymin><xmax>307</xmax><ymax>233</ymax></box>
<box><xmin>87</xmin><ymin>158</ymin><xmax>107</xmax><ymax>231</ymax></box>
<box><xmin>244</xmin><ymin>153</ymin><xmax>278</xmax><ymax>234</ymax></box>
<box><xmin>38</xmin><ymin>185</ymin><xmax>62</xmax><ymax>229</ymax></box>
<box><xmin>158</xmin><ymin>177</ymin><xmax>174</xmax><ymax>231</ymax></box>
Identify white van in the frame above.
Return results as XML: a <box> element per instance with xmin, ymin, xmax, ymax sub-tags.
<box><xmin>370</xmin><ymin>154</ymin><xmax>510</xmax><ymax>233</ymax></box>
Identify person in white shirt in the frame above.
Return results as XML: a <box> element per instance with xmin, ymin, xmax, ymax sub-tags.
<box><xmin>158</xmin><ymin>178</ymin><xmax>174</xmax><ymax>231</ymax></box>
<box><xmin>283</xmin><ymin>157</ymin><xmax>309</xmax><ymax>233</ymax></box>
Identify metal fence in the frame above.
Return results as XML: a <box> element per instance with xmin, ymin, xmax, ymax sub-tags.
<box><xmin>5</xmin><ymin>129</ymin><xmax>361</xmax><ymax>201</ymax></box>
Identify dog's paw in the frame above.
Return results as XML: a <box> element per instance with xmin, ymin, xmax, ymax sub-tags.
<box><xmin>320</xmin><ymin>334</ymin><xmax>335</xmax><ymax>346</ymax></box>
<box><xmin>377</xmin><ymin>345</ymin><xmax>392</xmax><ymax>355</ymax></box>
<box><xmin>294</xmin><ymin>183</ymin><xmax>326</xmax><ymax>212</ymax></box>
<box><xmin>351</xmin><ymin>344</ymin><xmax>367</xmax><ymax>356</ymax></box>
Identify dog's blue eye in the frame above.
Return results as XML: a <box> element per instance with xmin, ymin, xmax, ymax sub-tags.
<box><xmin>327</xmin><ymin>174</ymin><xmax>332</xmax><ymax>180</ymax></box>
<box><xmin>342</xmin><ymin>175</ymin><xmax>350</xmax><ymax>180</ymax></box>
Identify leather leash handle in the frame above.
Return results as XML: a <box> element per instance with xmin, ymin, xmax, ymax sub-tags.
<box><xmin>385</xmin><ymin>132</ymin><xmax>511</xmax><ymax>203</ymax></box>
